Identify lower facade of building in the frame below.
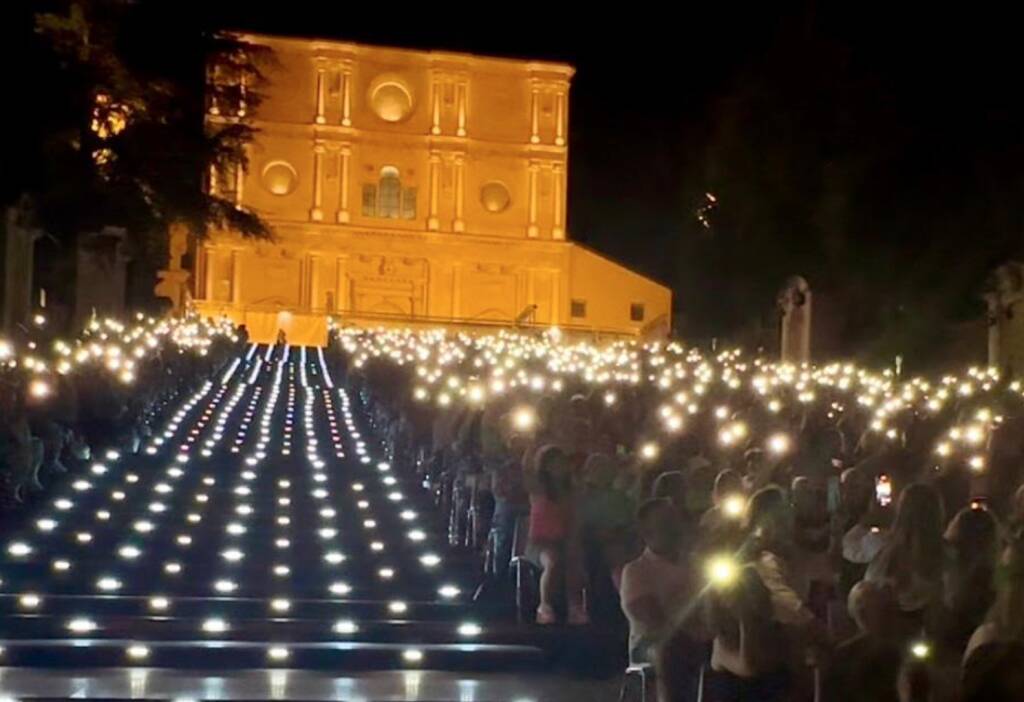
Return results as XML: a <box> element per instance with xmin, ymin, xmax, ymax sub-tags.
<box><xmin>189</xmin><ymin>222</ymin><xmax>671</xmax><ymax>346</ymax></box>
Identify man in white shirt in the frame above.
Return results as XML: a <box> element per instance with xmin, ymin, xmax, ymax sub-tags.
<box><xmin>620</xmin><ymin>498</ymin><xmax>691</xmax><ymax>663</ymax></box>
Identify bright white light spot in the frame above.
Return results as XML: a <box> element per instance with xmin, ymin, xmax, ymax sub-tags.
<box><xmin>19</xmin><ymin>593</ymin><xmax>41</xmax><ymax>609</ymax></box>
<box><xmin>333</xmin><ymin>619</ymin><xmax>358</xmax><ymax>634</ymax></box>
<box><xmin>118</xmin><ymin>545</ymin><xmax>142</xmax><ymax>559</ymax></box>
<box><xmin>439</xmin><ymin>585</ymin><xmax>461</xmax><ymax>599</ymax></box>
<box><xmin>67</xmin><ymin>617</ymin><xmax>97</xmax><ymax>634</ymax></box>
<box><xmin>458</xmin><ymin>622</ymin><xmax>482</xmax><ymax>637</ymax></box>
<box><xmin>127</xmin><ymin>644</ymin><xmax>150</xmax><ymax>660</ymax></box>
<box><xmin>97</xmin><ymin>576</ymin><xmax>121</xmax><ymax>591</ymax></box>
<box><xmin>202</xmin><ymin>618</ymin><xmax>228</xmax><ymax>633</ymax></box>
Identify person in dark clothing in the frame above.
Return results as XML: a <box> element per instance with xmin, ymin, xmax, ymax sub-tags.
<box><xmin>825</xmin><ymin>580</ymin><xmax>904</xmax><ymax>702</ymax></box>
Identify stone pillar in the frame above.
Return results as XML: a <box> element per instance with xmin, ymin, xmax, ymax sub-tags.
<box><xmin>310</xmin><ymin>141</ymin><xmax>325</xmax><ymax>221</ymax></box>
<box><xmin>778</xmin><ymin>275</ymin><xmax>812</xmax><ymax>364</ymax></box>
<box><xmin>427</xmin><ymin>152</ymin><xmax>441</xmax><ymax>231</ymax></box>
<box><xmin>336</xmin><ymin>145</ymin><xmax>351</xmax><ymax>223</ymax></box>
<box><xmin>985</xmin><ymin>262</ymin><xmax>1024</xmax><ymax>375</ymax></box>
<box><xmin>530</xmin><ymin>81</ymin><xmax>541</xmax><ymax>144</ymax></box>
<box><xmin>431</xmin><ymin>79</ymin><xmax>442</xmax><ymax>136</ymax></box>
<box><xmin>154</xmin><ymin>222</ymin><xmax>191</xmax><ymax>312</ymax></box>
<box><xmin>453</xmin><ymin>155</ymin><xmax>465</xmax><ymax>232</ymax></box>
<box><xmin>527</xmin><ymin>162</ymin><xmax>539</xmax><ymax>238</ymax></box>
<box><xmin>456</xmin><ymin>83</ymin><xmax>467</xmax><ymax>137</ymax></box>
<box><xmin>314</xmin><ymin>64</ymin><xmax>327</xmax><ymax>125</ymax></box>
<box><xmin>203</xmin><ymin>247</ymin><xmax>216</xmax><ymax>301</ymax></box>
<box><xmin>74</xmin><ymin>228</ymin><xmax>129</xmax><ymax>330</ymax></box>
<box><xmin>552</xmin><ymin>163</ymin><xmax>565</xmax><ymax>240</ymax></box>
<box><xmin>307</xmin><ymin>255</ymin><xmax>320</xmax><ymax>312</ymax></box>
<box><xmin>336</xmin><ymin>255</ymin><xmax>350</xmax><ymax>314</ymax></box>
<box><xmin>555</xmin><ymin>90</ymin><xmax>566</xmax><ymax>146</ymax></box>
<box><xmin>233</xmin><ymin>155</ymin><xmax>244</xmax><ymax>207</ymax></box>
<box><xmin>341</xmin><ymin>68</ymin><xmax>352</xmax><ymax>126</ymax></box>
<box><xmin>1</xmin><ymin>205</ymin><xmax>39</xmax><ymax>331</ymax></box>
<box><xmin>230</xmin><ymin>250</ymin><xmax>243</xmax><ymax>307</ymax></box>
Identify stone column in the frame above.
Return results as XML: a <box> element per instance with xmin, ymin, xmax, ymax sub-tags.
<box><xmin>233</xmin><ymin>156</ymin><xmax>244</xmax><ymax>208</ymax></box>
<box><xmin>778</xmin><ymin>276</ymin><xmax>812</xmax><ymax>364</ymax></box>
<box><xmin>428</xmin><ymin>152</ymin><xmax>441</xmax><ymax>231</ymax></box>
<box><xmin>550</xmin><ymin>269</ymin><xmax>561</xmax><ymax>325</ymax></box>
<box><xmin>530</xmin><ymin>81</ymin><xmax>541</xmax><ymax>144</ymax></box>
<box><xmin>431</xmin><ymin>79</ymin><xmax>442</xmax><ymax>135</ymax></box>
<box><xmin>985</xmin><ymin>263</ymin><xmax>1024</xmax><ymax>374</ymax></box>
<box><xmin>456</xmin><ymin>83</ymin><xmax>467</xmax><ymax>137</ymax></box>
<box><xmin>555</xmin><ymin>91</ymin><xmax>566</xmax><ymax>146</ymax></box>
<box><xmin>527</xmin><ymin>162</ymin><xmax>539</xmax><ymax>238</ymax></box>
<box><xmin>336</xmin><ymin>146</ymin><xmax>351</xmax><ymax>223</ymax></box>
<box><xmin>552</xmin><ymin>163</ymin><xmax>565</xmax><ymax>240</ymax></box>
<box><xmin>314</xmin><ymin>64</ymin><xmax>327</xmax><ymax>125</ymax></box>
<box><xmin>341</xmin><ymin>68</ymin><xmax>352</xmax><ymax>126</ymax></box>
<box><xmin>310</xmin><ymin>141</ymin><xmax>325</xmax><ymax>221</ymax></box>
<box><xmin>335</xmin><ymin>255</ymin><xmax>350</xmax><ymax>314</ymax></box>
<box><xmin>453</xmin><ymin>155</ymin><xmax>465</xmax><ymax>232</ymax></box>
<box><xmin>203</xmin><ymin>247</ymin><xmax>216</xmax><ymax>301</ymax></box>
<box><xmin>1</xmin><ymin>206</ymin><xmax>39</xmax><ymax>331</ymax></box>
<box><xmin>307</xmin><ymin>255</ymin><xmax>320</xmax><ymax>312</ymax></box>
<box><xmin>231</xmin><ymin>250</ymin><xmax>242</xmax><ymax>306</ymax></box>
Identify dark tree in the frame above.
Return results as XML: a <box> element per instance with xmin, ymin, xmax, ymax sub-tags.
<box><xmin>5</xmin><ymin>1</ymin><xmax>273</xmax><ymax>251</ymax></box>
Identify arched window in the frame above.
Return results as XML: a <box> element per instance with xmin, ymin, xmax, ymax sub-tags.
<box><xmin>362</xmin><ymin>166</ymin><xmax>417</xmax><ymax>220</ymax></box>
<box><xmin>378</xmin><ymin>166</ymin><xmax>401</xmax><ymax>218</ymax></box>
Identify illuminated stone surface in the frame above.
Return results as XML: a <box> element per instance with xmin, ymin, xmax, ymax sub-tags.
<box><xmin>182</xmin><ymin>35</ymin><xmax>671</xmax><ymax>344</ymax></box>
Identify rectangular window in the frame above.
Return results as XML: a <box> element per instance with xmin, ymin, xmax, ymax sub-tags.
<box><xmin>630</xmin><ymin>303</ymin><xmax>645</xmax><ymax>322</ymax></box>
<box><xmin>571</xmin><ymin>299</ymin><xmax>587</xmax><ymax>318</ymax></box>
<box><xmin>401</xmin><ymin>187</ymin><xmax>417</xmax><ymax>220</ymax></box>
<box><xmin>361</xmin><ymin>184</ymin><xmax>377</xmax><ymax>217</ymax></box>
<box><xmin>379</xmin><ymin>177</ymin><xmax>401</xmax><ymax>218</ymax></box>
<box><xmin>215</xmin><ymin>161</ymin><xmax>239</xmax><ymax>203</ymax></box>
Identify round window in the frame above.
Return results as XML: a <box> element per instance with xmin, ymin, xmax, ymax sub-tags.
<box><xmin>480</xmin><ymin>182</ymin><xmax>511</xmax><ymax>213</ymax></box>
<box><xmin>261</xmin><ymin>161</ymin><xmax>297</xmax><ymax>196</ymax></box>
<box><xmin>371</xmin><ymin>81</ymin><xmax>413</xmax><ymax>122</ymax></box>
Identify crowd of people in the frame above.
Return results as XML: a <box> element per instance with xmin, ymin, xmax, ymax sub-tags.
<box><xmin>332</xmin><ymin>326</ymin><xmax>1024</xmax><ymax>702</ymax></box>
<box><xmin>0</xmin><ymin>313</ymin><xmax>244</xmax><ymax>508</ymax></box>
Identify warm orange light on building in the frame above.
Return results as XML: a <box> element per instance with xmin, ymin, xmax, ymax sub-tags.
<box><xmin>170</xmin><ymin>34</ymin><xmax>671</xmax><ymax>345</ymax></box>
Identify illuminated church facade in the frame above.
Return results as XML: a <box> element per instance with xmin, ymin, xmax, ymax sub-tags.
<box><xmin>181</xmin><ymin>34</ymin><xmax>671</xmax><ymax>345</ymax></box>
